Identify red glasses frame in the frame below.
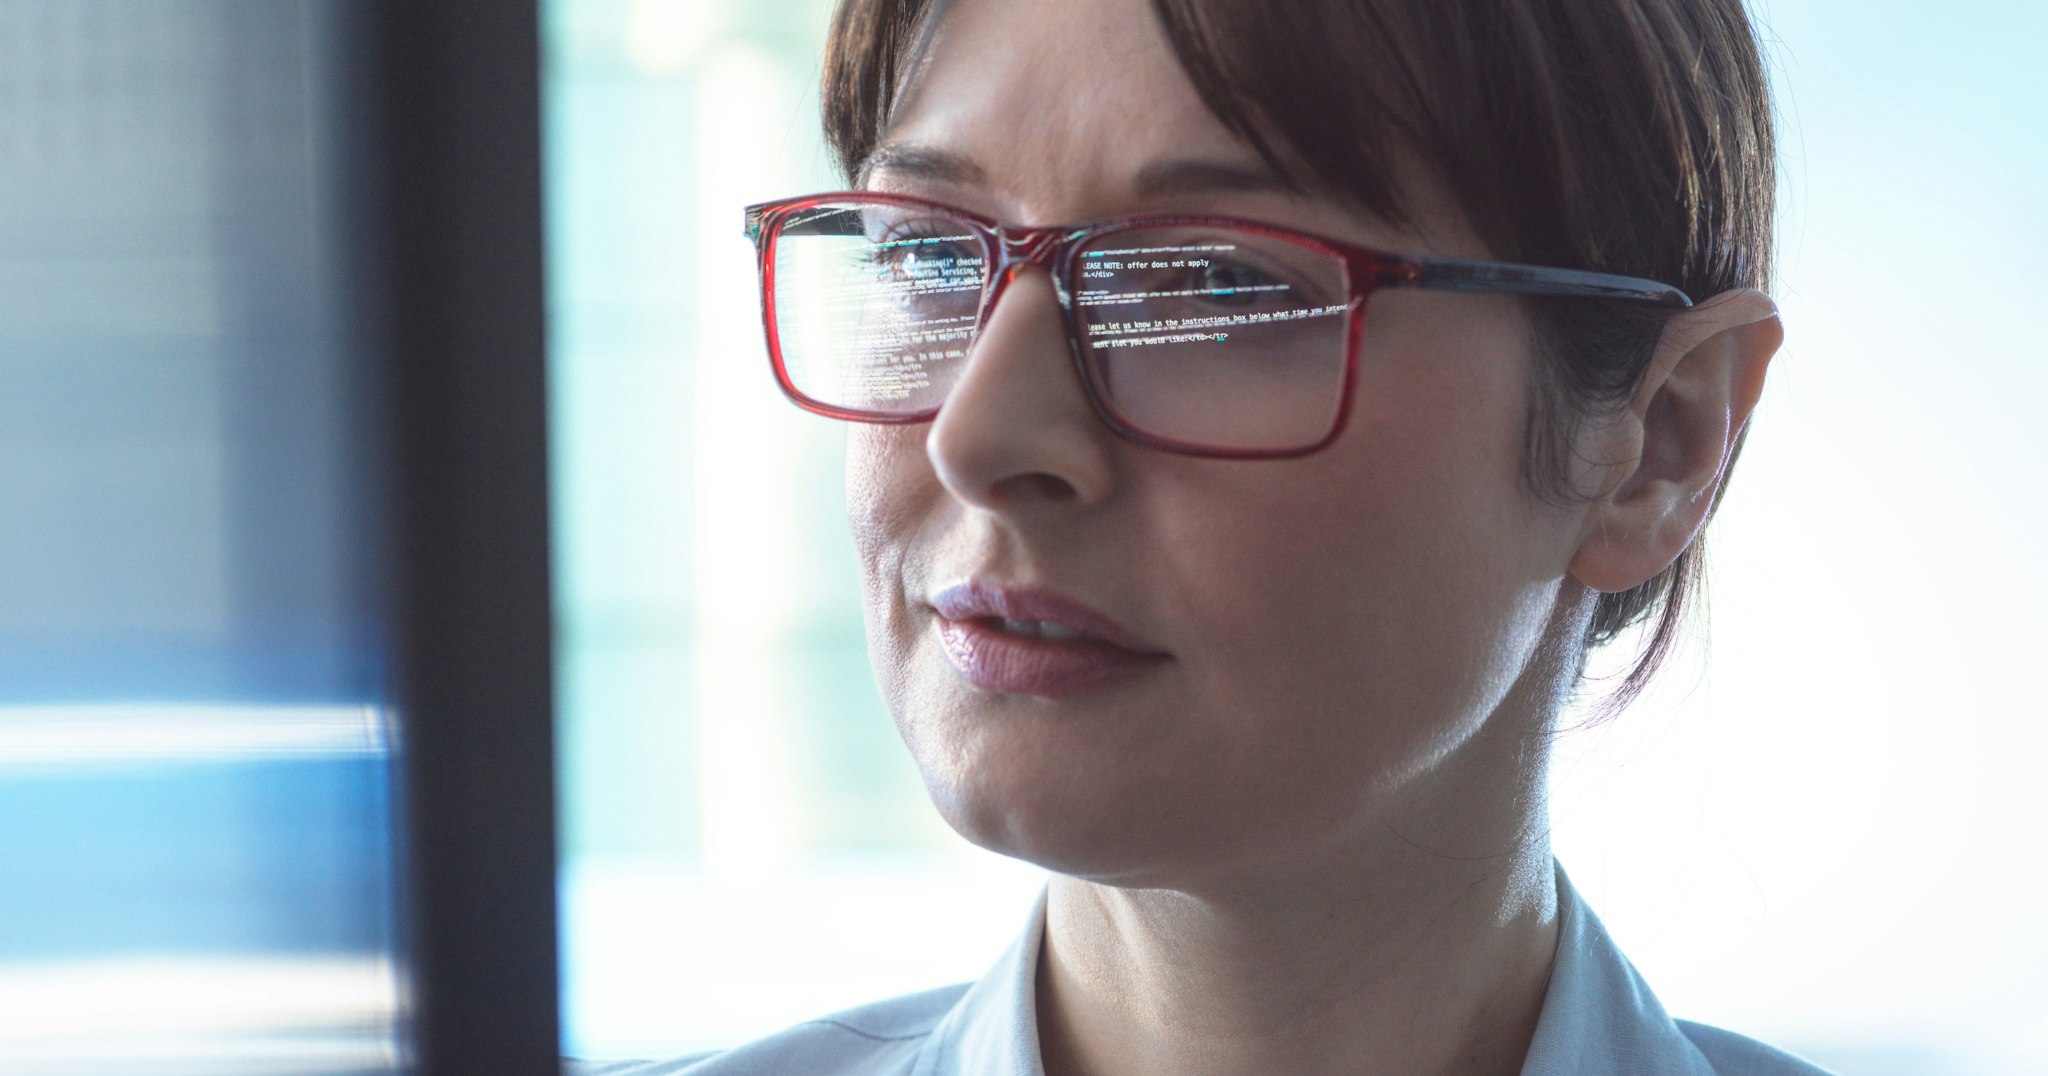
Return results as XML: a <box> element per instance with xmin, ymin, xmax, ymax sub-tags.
<box><xmin>744</xmin><ymin>190</ymin><xmax>1692</xmax><ymax>459</ymax></box>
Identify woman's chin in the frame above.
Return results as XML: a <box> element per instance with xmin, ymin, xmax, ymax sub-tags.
<box><xmin>917</xmin><ymin>760</ymin><xmax>1266</xmax><ymax>888</ymax></box>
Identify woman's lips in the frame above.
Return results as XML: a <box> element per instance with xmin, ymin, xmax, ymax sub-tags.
<box><xmin>929</xmin><ymin>583</ymin><xmax>1170</xmax><ymax>700</ymax></box>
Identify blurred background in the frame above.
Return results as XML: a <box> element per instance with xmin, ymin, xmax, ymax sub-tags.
<box><xmin>545</xmin><ymin>1</ymin><xmax>2048</xmax><ymax>1074</ymax></box>
<box><xmin>0</xmin><ymin>3</ymin><xmax>400</xmax><ymax>1072</ymax></box>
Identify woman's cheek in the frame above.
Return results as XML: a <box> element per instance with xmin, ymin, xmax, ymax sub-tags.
<box><xmin>848</xmin><ymin>426</ymin><xmax>954</xmax><ymax>602</ymax></box>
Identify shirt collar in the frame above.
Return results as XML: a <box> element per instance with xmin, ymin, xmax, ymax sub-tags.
<box><xmin>910</xmin><ymin>882</ymin><xmax>1048</xmax><ymax>1076</ymax></box>
<box><xmin>913</xmin><ymin>858</ymin><xmax>1712</xmax><ymax>1076</ymax></box>
<box><xmin>1520</xmin><ymin>860</ymin><xmax>1716</xmax><ymax>1075</ymax></box>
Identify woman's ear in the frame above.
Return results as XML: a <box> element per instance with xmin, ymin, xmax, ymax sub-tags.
<box><xmin>1568</xmin><ymin>289</ymin><xmax>1784</xmax><ymax>593</ymax></box>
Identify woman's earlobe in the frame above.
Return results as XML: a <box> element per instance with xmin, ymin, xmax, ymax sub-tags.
<box><xmin>1567</xmin><ymin>289</ymin><xmax>1783</xmax><ymax>594</ymax></box>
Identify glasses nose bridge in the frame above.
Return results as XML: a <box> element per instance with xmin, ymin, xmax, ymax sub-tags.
<box><xmin>995</xmin><ymin>223</ymin><xmax>1066</xmax><ymax>265</ymax></box>
<box><xmin>986</xmin><ymin>223</ymin><xmax>1075</xmax><ymax>308</ymax></box>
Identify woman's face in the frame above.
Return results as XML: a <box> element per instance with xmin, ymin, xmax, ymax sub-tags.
<box><xmin>849</xmin><ymin>0</ymin><xmax>1593</xmax><ymax>887</ymax></box>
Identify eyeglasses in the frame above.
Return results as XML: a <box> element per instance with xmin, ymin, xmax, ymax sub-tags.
<box><xmin>743</xmin><ymin>191</ymin><xmax>1691</xmax><ymax>459</ymax></box>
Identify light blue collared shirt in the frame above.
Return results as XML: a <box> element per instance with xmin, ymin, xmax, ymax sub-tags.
<box><xmin>573</xmin><ymin>860</ymin><xmax>1833</xmax><ymax>1075</ymax></box>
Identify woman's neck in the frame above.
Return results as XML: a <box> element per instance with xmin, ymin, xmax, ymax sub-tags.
<box><xmin>1033</xmin><ymin>711</ymin><xmax>1560</xmax><ymax>1076</ymax></box>
<box><xmin>1036</xmin><ymin>848</ymin><xmax>1558</xmax><ymax>1076</ymax></box>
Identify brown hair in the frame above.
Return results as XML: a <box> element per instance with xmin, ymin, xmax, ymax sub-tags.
<box><xmin>821</xmin><ymin>0</ymin><xmax>1776</xmax><ymax>716</ymax></box>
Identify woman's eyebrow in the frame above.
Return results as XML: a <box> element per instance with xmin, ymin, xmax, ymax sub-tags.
<box><xmin>1131</xmin><ymin>158</ymin><xmax>1300</xmax><ymax>199</ymax></box>
<box><xmin>858</xmin><ymin>142</ymin><xmax>987</xmax><ymax>189</ymax></box>
<box><xmin>859</xmin><ymin>143</ymin><xmax>1297</xmax><ymax>202</ymax></box>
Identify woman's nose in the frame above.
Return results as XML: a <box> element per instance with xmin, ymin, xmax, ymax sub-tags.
<box><xmin>923</xmin><ymin>265</ymin><xmax>1119</xmax><ymax>511</ymax></box>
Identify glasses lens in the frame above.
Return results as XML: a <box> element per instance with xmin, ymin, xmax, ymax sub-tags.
<box><xmin>769</xmin><ymin>200</ymin><xmax>987</xmax><ymax>415</ymax></box>
<box><xmin>1072</xmin><ymin>226</ymin><xmax>1350</xmax><ymax>450</ymax></box>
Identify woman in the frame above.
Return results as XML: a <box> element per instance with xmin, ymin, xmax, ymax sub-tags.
<box><xmin>588</xmin><ymin>0</ymin><xmax>1828</xmax><ymax>1072</ymax></box>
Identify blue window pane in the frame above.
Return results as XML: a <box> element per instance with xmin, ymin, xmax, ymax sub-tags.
<box><xmin>0</xmin><ymin>2</ymin><xmax>399</xmax><ymax>1070</ymax></box>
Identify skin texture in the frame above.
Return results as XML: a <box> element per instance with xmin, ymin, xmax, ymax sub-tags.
<box><xmin>839</xmin><ymin>0</ymin><xmax>1784</xmax><ymax>1073</ymax></box>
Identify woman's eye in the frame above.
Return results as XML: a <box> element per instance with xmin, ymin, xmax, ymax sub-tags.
<box><xmin>1197</xmin><ymin>263</ymin><xmax>1256</xmax><ymax>303</ymax></box>
<box><xmin>902</xmin><ymin>241</ymin><xmax>977</xmax><ymax>275</ymax></box>
<box><xmin>1193</xmin><ymin>260</ymin><xmax>1289</xmax><ymax>307</ymax></box>
<box><xmin>861</xmin><ymin>220</ymin><xmax>981</xmax><ymax>275</ymax></box>
<box><xmin>867</xmin><ymin>236</ymin><xmax>979</xmax><ymax>285</ymax></box>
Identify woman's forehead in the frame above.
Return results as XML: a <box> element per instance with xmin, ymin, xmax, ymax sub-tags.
<box><xmin>877</xmin><ymin>0</ymin><xmax>1267</xmax><ymax>219</ymax></box>
<box><xmin>871</xmin><ymin>0</ymin><xmax>1465</xmax><ymax>251</ymax></box>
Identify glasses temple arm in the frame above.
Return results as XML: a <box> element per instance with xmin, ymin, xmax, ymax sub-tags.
<box><xmin>1408</xmin><ymin>256</ymin><xmax>1693</xmax><ymax>309</ymax></box>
